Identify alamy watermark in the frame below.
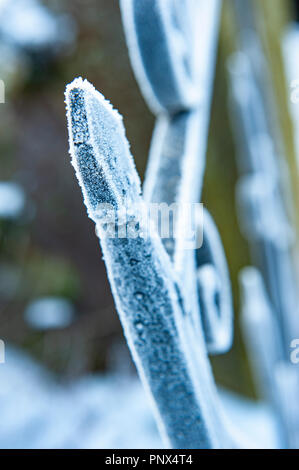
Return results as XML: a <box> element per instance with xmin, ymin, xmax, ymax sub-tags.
<box><xmin>94</xmin><ymin>202</ymin><xmax>204</xmax><ymax>250</ymax></box>
<box><xmin>290</xmin><ymin>79</ymin><xmax>299</xmax><ymax>104</ymax></box>
<box><xmin>290</xmin><ymin>339</ymin><xmax>299</xmax><ymax>364</ymax></box>
<box><xmin>0</xmin><ymin>80</ymin><xmax>5</xmax><ymax>104</ymax></box>
<box><xmin>0</xmin><ymin>340</ymin><xmax>5</xmax><ymax>364</ymax></box>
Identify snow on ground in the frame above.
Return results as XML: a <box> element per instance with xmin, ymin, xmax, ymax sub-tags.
<box><xmin>0</xmin><ymin>346</ymin><xmax>279</xmax><ymax>448</ymax></box>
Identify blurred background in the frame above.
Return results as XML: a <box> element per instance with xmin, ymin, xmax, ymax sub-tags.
<box><xmin>0</xmin><ymin>0</ymin><xmax>299</xmax><ymax>448</ymax></box>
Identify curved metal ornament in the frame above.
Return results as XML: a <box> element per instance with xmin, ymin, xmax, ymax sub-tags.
<box><xmin>66</xmin><ymin>0</ymin><xmax>241</xmax><ymax>449</ymax></box>
<box><xmin>120</xmin><ymin>0</ymin><xmax>235</xmax><ymax>445</ymax></box>
<box><xmin>197</xmin><ymin>209</ymin><xmax>233</xmax><ymax>354</ymax></box>
<box><xmin>120</xmin><ymin>0</ymin><xmax>219</xmax><ymax>114</ymax></box>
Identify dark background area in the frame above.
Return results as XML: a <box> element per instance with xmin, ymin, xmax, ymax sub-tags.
<box><xmin>293</xmin><ymin>0</ymin><xmax>299</xmax><ymax>21</ymax></box>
